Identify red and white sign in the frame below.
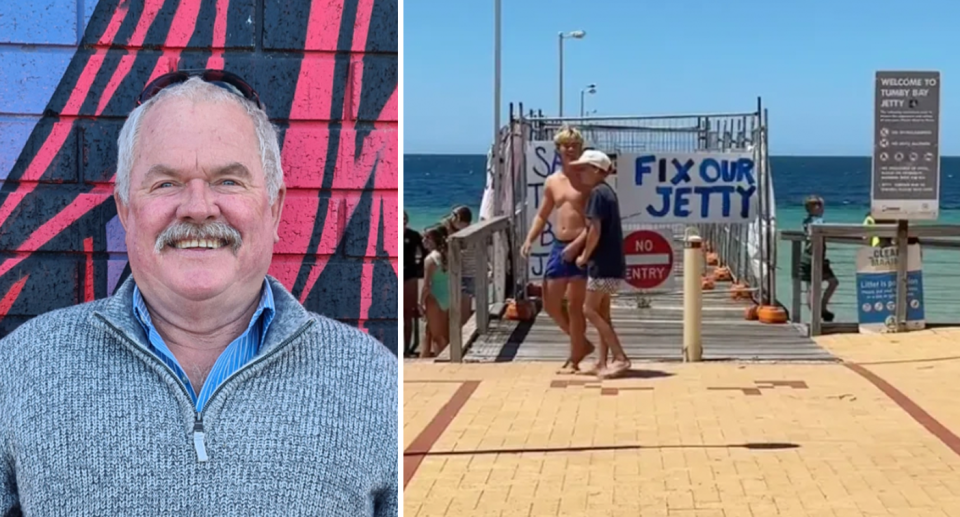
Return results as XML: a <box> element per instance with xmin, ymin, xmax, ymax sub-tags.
<box><xmin>623</xmin><ymin>230</ymin><xmax>675</xmax><ymax>290</ymax></box>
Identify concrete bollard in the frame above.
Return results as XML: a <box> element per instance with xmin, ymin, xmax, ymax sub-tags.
<box><xmin>683</xmin><ymin>235</ymin><xmax>703</xmax><ymax>362</ymax></box>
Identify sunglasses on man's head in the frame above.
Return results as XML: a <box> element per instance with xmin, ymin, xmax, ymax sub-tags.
<box><xmin>136</xmin><ymin>69</ymin><xmax>264</xmax><ymax>110</ymax></box>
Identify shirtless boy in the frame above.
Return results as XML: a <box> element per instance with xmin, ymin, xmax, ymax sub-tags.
<box><xmin>521</xmin><ymin>126</ymin><xmax>594</xmax><ymax>372</ymax></box>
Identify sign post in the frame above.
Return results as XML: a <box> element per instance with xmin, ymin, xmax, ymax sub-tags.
<box><xmin>871</xmin><ymin>71</ymin><xmax>941</xmax><ymax>220</ymax></box>
<box><xmin>871</xmin><ymin>70</ymin><xmax>939</xmax><ymax>331</ymax></box>
<box><xmin>623</xmin><ymin>230</ymin><xmax>675</xmax><ymax>292</ymax></box>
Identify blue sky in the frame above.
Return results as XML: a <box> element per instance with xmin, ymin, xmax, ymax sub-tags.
<box><xmin>404</xmin><ymin>0</ymin><xmax>959</xmax><ymax>155</ymax></box>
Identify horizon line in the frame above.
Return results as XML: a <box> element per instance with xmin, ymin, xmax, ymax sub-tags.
<box><xmin>404</xmin><ymin>153</ymin><xmax>960</xmax><ymax>159</ymax></box>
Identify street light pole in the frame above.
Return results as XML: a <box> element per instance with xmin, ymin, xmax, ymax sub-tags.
<box><xmin>493</xmin><ymin>0</ymin><xmax>502</xmax><ymax>217</ymax></box>
<box><xmin>557</xmin><ymin>30</ymin><xmax>585</xmax><ymax>117</ymax></box>
<box><xmin>558</xmin><ymin>33</ymin><xmax>563</xmax><ymax>117</ymax></box>
<box><xmin>580</xmin><ymin>84</ymin><xmax>596</xmax><ymax>118</ymax></box>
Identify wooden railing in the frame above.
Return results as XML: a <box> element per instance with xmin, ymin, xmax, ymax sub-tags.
<box><xmin>447</xmin><ymin>215</ymin><xmax>512</xmax><ymax>362</ymax></box>
<box><xmin>781</xmin><ymin>223</ymin><xmax>960</xmax><ymax>336</ymax></box>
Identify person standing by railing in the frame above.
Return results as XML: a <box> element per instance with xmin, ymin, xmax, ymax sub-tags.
<box><xmin>444</xmin><ymin>206</ymin><xmax>476</xmax><ymax>327</ymax></box>
<box><xmin>799</xmin><ymin>196</ymin><xmax>838</xmax><ymax>322</ymax></box>
<box><xmin>404</xmin><ymin>212</ymin><xmax>426</xmax><ymax>357</ymax></box>
<box><xmin>419</xmin><ymin>226</ymin><xmax>451</xmax><ymax>358</ymax></box>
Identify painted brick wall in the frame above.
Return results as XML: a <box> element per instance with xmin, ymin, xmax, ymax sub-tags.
<box><xmin>0</xmin><ymin>0</ymin><xmax>399</xmax><ymax>352</ymax></box>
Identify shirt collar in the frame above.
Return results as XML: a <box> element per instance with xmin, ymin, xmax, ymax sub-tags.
<box><xmin>132</xmin><ymin>278</ymin><xmax>276</xmax><ymax>343</ymax></box>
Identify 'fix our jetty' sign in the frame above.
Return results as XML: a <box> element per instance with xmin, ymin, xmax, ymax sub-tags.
<box><xmin>618</xmin><ymin>152</ymin><xmax>758</xmax><ymax>224</ymax></box>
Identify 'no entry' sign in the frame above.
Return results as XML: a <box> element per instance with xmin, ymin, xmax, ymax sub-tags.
<box><xmin>623</xmin><ymin>230</ymin><xmax>674</xmax><ymax>290</ymax></box>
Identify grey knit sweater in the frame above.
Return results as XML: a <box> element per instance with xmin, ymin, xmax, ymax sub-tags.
<box><xmin>0</xmin><ymin>276</ymin><xmax>397</xmax><ymax>516</ymax></box>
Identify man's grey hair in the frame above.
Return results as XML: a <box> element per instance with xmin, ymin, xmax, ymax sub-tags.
<box><xmin>115</xmin><ymin>76</ymin><xmax>284</xmax><ymax>205</ymax></box>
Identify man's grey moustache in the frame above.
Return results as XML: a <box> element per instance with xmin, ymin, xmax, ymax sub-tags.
<box><xmin>154</xmin><ymin>221</ymin><xmax>243</xmax><ymax>254</ymax></box>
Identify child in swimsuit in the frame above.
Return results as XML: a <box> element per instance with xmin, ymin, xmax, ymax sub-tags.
<box><xmin>420</xmin><ymin>226</ymin><xmax>450</xmax><ymax>358</ymax></box>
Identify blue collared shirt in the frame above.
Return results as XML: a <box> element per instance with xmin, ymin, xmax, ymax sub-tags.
<box><xmin>132</xmin><ymin>280</ymin><xmax>276</xmax><ymax>412</ymax></box>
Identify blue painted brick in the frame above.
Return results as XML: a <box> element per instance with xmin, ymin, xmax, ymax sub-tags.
<box><xmin>0</xmin><ymin>116</ymin><xmax>41</xmax><ymax>181</ymax></box>
<box><xmin>0</xmin><ymin>0</ymin><xmax>79</xmax><ymax>45</ymax></box>
<box><xmin>0</xmin><ymin>48</ymin><xmax>75</xmax><ymax>115</ymax></box>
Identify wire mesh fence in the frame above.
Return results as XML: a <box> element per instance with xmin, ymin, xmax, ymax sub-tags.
<box><xmin>511</xmin><ymin>111</ymin><xmax>772</xmax><ymax>304</ymax></box>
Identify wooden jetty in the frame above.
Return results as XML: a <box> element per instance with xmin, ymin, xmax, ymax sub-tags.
<box><xmin>459</xmin><ymin>293</ymin><xmax>833</xmax><ymax>363</ymax></box>
<box><xmin>435</xmin><ymin>216</ymin><xmax>835</xmax><ymax>364</ymax></box>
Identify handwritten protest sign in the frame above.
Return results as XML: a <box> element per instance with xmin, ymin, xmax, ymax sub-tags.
<box><xmin>617</xmin><ymin>152</ymin><xmax>759</xmax><ymax>224</ymax></box>
<box><xmin>523</xmin><ymin>141</ymin><xmax>562</xmax><ymax>280</ymax></box>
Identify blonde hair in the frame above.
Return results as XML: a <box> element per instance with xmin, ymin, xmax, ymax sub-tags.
<box><xmin>553</xmin><ymin>125</ymin><xmax>584</xmax><ymax>148</ymax></box>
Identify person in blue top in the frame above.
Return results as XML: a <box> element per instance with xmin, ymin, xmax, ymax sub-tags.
<box><xmin>799</xmin><ymin>195</ymin><xmax>838</xmax><ymax>322</ymax></box>
<box><xmin>573</xmin><ymin>150</ymin><xmax>631</xmax><ymax>379</ymax></box>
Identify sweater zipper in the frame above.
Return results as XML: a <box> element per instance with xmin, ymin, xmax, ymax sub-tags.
<box><xmin>96</xmin><ymin>315</ymin><xmax>315</xmax><ymax>463</ymax></box>
<box><xmin>193</xmin><ymin>412</ymin><xmax>208</xmax><ymax>462</ymax></box>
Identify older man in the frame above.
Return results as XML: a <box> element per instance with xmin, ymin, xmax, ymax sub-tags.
<box><xmin>0</xmin><ymin>70</ymin><xmax>397</xmax><ymax>515</ymax></box>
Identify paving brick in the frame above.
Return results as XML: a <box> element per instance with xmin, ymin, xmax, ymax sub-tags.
<box><xmin>403</xmin><ymin>355</ymin><xmax>960</xmax><ymax>515</ymax></box>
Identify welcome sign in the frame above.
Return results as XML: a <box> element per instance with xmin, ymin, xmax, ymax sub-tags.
<box><xmin>617</xmin><ymin>152</ymin><xmax>759</xmax><ymax>224</ymax></box>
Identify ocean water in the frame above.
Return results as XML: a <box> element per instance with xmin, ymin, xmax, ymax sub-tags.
<box><xmin>404</xmin><ymin>155</ymin><xmax>960</xmax><ymax>323</ymax></box>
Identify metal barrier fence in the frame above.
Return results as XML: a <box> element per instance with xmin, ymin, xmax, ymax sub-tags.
<box><xmin>504</xmin><ymin>107</ymin><xmax>777</xmax><ymax>305</ymax></box>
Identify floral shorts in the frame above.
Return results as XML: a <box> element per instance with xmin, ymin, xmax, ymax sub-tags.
<box><xmin>587</xmin><ymin>277</ymin><xmax>621</xmax><ymax>294</ymax></box>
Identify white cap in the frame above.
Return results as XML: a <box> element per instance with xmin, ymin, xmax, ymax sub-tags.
<box><xmin>570</xmin><ymin>149</ymin><xmax>611</xmax><ymax>172</ymax></box>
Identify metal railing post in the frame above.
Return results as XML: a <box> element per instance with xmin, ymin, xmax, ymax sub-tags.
<box><xmin>895</xmin><ymin>221</ymin><xmax>909</xmax><ymax>331</ymax></box>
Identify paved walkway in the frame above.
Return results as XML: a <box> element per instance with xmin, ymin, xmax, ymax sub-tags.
<box><xmin>403</xmin><ymin>328</ymin><xmax>960</xmax><ymax>516</ymax></box>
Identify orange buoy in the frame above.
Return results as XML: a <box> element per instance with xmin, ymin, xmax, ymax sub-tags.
<box><xmin>705</xmin><ymin>252</ymin><xmax>719</xmax><ymax>266</ymax></box>
<box><xmin>758</xmin><ymin>305</ymin><xmax>788</xmax><ymax>324</ymax></box>
<box><xmin>505</xmin><ymin>299</ymin><xmax>537</xmax><ymax>321</ymax></box>
<box><xmin>730</xmin><ymin>282</ymin><xmax>750</xmax><ymax>301</ymax></box>
<box><xmin>713</xmin><ymin>266</ymin><xmax>732</xmax><ymax>282</ymax></box>
<box><xmin>744</xmin><ymin>304</ymin><xmax>759</xmax><ymax>321</ymax></box>
<box><xmin>701</xmin><ymin>276</ymin><xmax>715</xmax><ymax>290</ymax></box>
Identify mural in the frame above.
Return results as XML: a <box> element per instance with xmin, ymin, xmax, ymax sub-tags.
<box><xmin>0</xmin><ymin>0</ymin><xmax>399</xmax><ymax>352</ymax></box>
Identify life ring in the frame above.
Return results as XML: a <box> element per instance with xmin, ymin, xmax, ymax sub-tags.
<box><xmin>705</xmin><ymin>252</ymin><xmax>720</xmax><ymax>266</ymax></box>
<box><xmin>744</xmin><ymin>304</ymin><xmax>759</xmax><ymax>321</ymax></box>
<box><xmin>701</xmin><ymin>276</ymin><xmax>715</xmax><ymax>290</ymax></box>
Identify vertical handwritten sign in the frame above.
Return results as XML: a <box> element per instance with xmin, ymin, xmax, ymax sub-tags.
<box><xmin>524</xmin><ymin>141</ymin><xmax>564</xmax><ymax>280</ymax></box>
<box><xmin>617</xmin><ymin>152</ymin><xmax>758</xmax><ymax>224</ymax></box>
